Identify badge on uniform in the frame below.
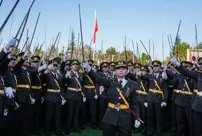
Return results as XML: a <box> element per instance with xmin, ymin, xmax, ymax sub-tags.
<box><xmin>125</xmin><ymin>87</ymin><xmax>130</xmax><ymax>97</ymax></box>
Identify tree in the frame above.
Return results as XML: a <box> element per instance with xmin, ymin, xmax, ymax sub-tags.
<box><xmin>140</xmin><ymin>52</ymin><xmax>150</xmax><ymax>65</ymax></box>
<box><xmin>172</xmin><ymin>37</ymin><xmax>190</xmax><ymax>60</ymax></box>
<box><xmin>194</xmin><ymin>42</ymin><xmax>202</xmax><ymax>49</ymax></box>
<box><xmin>105</xmin><ymin>47</ymin><xmax>118</xmax><ymax>61</ymax></box>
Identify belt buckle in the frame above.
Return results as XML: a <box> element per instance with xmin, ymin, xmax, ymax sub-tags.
<box><xmin>115</xmin><ymin>103</ymin><xmax>120</xmax><ymax>111</ymax></box>
<box><xmin>26</xmin><ymin>85</ymin><xmax>29</xmax><ymax>88</ymax></box>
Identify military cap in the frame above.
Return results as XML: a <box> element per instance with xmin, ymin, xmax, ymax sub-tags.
<box><xmin>198</xmin><ymin>57</ymin><xmax>202</xmax><ymax>65</ymax></box>
<box><xmin>54</xmin><ymin>57</ymin><xmax>61</xmax><ymax>64</ymax></box>
<box><xmin>134</xmin><ymin>63</ymin><xmax>141</xmax><ymax>68</ymax></box>
<box><xmin>141</xmin><ymin>65</ymin><xmax>149</xmax><ymax>72</ymax></box>
<box><xmin>115</xmin><ymin>60</ymin><xmax>128</xmax><ymax>69</ymax></box>
<box><xmin>65</xmin><ymin>60</ymin><xmax>71</xmax><ymax>65</ymax></box>
<box><xmin>100</xmin><ymin>62</ymin><xmax>109</xmax><ymax>68</ymax></box>
<box><xmin>109</xmin><ymin>62</ymin><xmax>115</xmax><ymax>67</ymax></box>
<box><xmin>71</xmin><ymin>59</ymin><xmax>80</xmax><ymax>66</ymax></box>
<box><xmin>93</xmin><ymin>65</ymin><xmax>99</xmax><ymax>70</ymax></box>
<box><xmin>180</xmin><ymin>61</ymin><xmax>193</xmax><ymax>67</ymax></box>
<box><xmin>128</xmin><ymin>61</ymin><xmax>134</xmax><ymax>66</ymax></box>
<box><xmin>88</xmin><ymin>60</ymin><xmax>94</xmax><ymax>66</ymax></box>
<box><xmin>152</xmin><ymin>60</ymin><xmax>162</xmax><ymax>67</ymax></box>
<box><xmin>18</xmin><ymin>52</ymin><xmax>25</xmax><ymax>57</ymax></box>
<box><xmin>31</xmin><ymin>56</ymin><xmax>40</xmax><ymax>63</ymax></box>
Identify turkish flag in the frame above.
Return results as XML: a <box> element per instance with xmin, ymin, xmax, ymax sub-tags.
<box><xmin>93</xmin><ymin>10</ymin><xmax>98</xmax><ymax>44</ymax></box>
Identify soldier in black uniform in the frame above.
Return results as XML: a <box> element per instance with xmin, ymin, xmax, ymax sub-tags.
<box><xmin>63</xmin><ymin>59</ymin><xmax>85</xmax><ymax>134</ymax></box>
<box><xmin>170</xmin><ymin>57</ymin><xmax>200</xmax><ymax>136</ymax></box>
<box><xmin>140</xmin><ymin>60</ymin><xmax>168</xmax><ymax>136</ymax></box>
<box><xmin>82</xmin><ymin>59</ymin><xmax>98</xmax><ymax>128</ymax></box>
<box><xmin>126</xmin><ymin>61</ymin><xmax>135</xmax><ymax>81</ymax></box>
<box><xmin>174</xmin><ymin>61</ymin><xmax>194</xmax><ymax>136</ymax></box>
<box><xmin>109</xmin><ymin>62</ymin><xmax>115</xmax><ymax>78</ymax></box>
<box><xmin>0</xmin><ymin>39</ymin><xmax>18</xmax><ymax>136</ymax></box>
<box><xmin>135</xmin><ymin>65</ymin><xmax>149</xmax><ymax>135</ymax></box>
<box><xmin>165</xmin><ymin>63</ymin><xmax>179</xmax><ymax>136</ymax></box>
<box><xmin>82</xmin><ymin>60</ymin><xmax>142</xmax><ymax>136</ymax></box>
<box><xmin>3</xmin><ymin>55</ymin><xmax>18</xmax><ymax>136</ymax></box>
<box><xmin>43</xmin><ymin>58</ymin><xmax>65</xmax><ymax>136</ymax></box>
<box><xmin>0</xmin><ymin>72</ymin><xmax>5</xmax><ymax>135</ymax></box>
<box><xmin>97</xmin><ymin>62</ymin><xmax>110</xmax><ymax>129</ymax></box>
<box><xmin>28</xmin><ymin>56</ymin><xmax>44</xmax><ymax>135</ymax></box>
<box><xmin>14</xmin><ymin>51</ymin><xmax>37</xmax><ymax>136</ymax></box>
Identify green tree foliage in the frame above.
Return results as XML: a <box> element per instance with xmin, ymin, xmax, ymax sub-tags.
<box><xmin>172</xmin><ymin>37</ymin><xmax>190</xmax><ymax>60</ymax></box>
<box><xmin>140</xmin><ymin>52</ymin><xmax>150</xmax><ymax>65</ymax></box>
<box><xmin>194</xmin><ymin>42</ymin><xmax>202</xmax><ymax>49</ymax></box>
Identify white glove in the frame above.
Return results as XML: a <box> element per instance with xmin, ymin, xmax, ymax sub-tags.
<box><xmin>23</xmin><ymin>50</ymin><xmax>29</xmax><ymax>60</ymax></box>
<box><xmin>41</xmin><ymin>97</ymin><xmax>44</xmax><ymax>104</ymax></box>
<box><xmin>44</xmin><ymin>69</ymin><xmax>49</xmax><ymax>74</ymax></box>
<box><xmin>4</xmin><ymin>109</ymin><xmax>8</xmax><ymax>116</ymax></box>
<box><xmin>6</xmin><ymin>39</ymin><xmax>17</xmax><ymax>49</ymax></box>
<box><xmin>161</xmin><ymin>64</ymin><xmax>167</xmax><ymax>71</ymax></box>
<box><xmin>94</xmin><ymin>95</ymin><xmax>98</xmax><ymax>99</ymax></box>
<box><xmin>170</xmin><ymin>57</ymin><xmax>180</xmax><ymax>67</ymax></box>
<box><xmin>100</xmin><ymin>86</ymin><xmax>104</xmax><ymax>92</ymax></box>
<box><xmin>136</xmin><ymin>71</ymin><xmax>141</xmax><ymax>76</ymax></box>
<box><xmin>148</xmin><ymin>66</ymin><xmax>152</xmax><ymax>71</ymax></box>
<box><xmin>5</xmin><ymin>87</ymin><xmax>14</xmax><ymax>99</ymax></box>
<box><xmin>82</xmin><ymin>61</ymin><xmax>91</xmax><ymax>73</ymax></box>
<box><xmin>38</xmin><ymin>64</ymin><xmax>47</xmax><ymax>72</ymax></box>
<box><xmin>31</xmin><ymin>98</ymin><xmax>36</xmax><ymax>104</ymax></box>
<box><xmin>83</xmin><ymin>97</ymin><xmax>86</xmax><ymax>102</ymax></box>
<box><xmin>162</xmin><ymin>72</ymin><xmax>167</xmax><ymax>80</ymax></box>
<box><xmin>197</xmin><ymin>91</ymin><xmax>202</xmax><ymax>97</ymax></box>
<box><xmin>61</xmin><ymin>99</ymin><xmax>66</xmax><ymax>105</ymax></box>
<box><xmin>65</xmin><ymin>71</ymin><xmax>71</xmax><ymax>78</ymax></box>
<box><xmin>7</xmin><ymin>54</ymin><xmax>12</xmax><ymax>59</ymax></box>
<box><xmin>161</xmin><ymin>102</ymin><xmax>167</xmax><ymax>107</ymax></box>
<box><xmin>134</xmin><ymin>120</ymin><xmax>141</xmax><ymax>128</ymax></box>
<box><xmin>48</xmin><ymin>64</ymin><xmax>53</xmax><ymax>70</ymax></box>
<box><xmin>63</xmin><ymin>54</ymin><xmax>67</xmax><ymax>62</ymax></box>
<box><xmin>144</xmin><ymin>102</ymin><xmax>148</xmax><ymax>107</ymax></box>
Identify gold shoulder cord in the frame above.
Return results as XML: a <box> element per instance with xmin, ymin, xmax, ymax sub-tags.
<box><xmin>85</xmin><ymin>73</ymin><xmax>97</xmax><ymax>96</ymax></box>
<box><xmin>73</xmin><ymin>77</ymin><xmax>85</xmax><ymax>97</ymax></box>
<box><xmin>116</xmin><ymin>87</ymin><xmax>144</xmax><ymax>124</ymax></box>
<box><xmin>153</xmin><ymin>79</ymin><xmax>164</xmax><ymax>100</ymax></box>
<box><xmin>54</xmin><ymin>79</ymin><xmax>65</xmax><ymax>100</ymax></box>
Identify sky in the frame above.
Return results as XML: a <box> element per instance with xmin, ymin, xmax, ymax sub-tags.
<box><xmin>0</xmin><ymin>0</ymin><xmax>202</xmax><ymax>60</ymax></box>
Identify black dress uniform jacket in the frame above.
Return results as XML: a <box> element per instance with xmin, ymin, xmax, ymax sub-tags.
<box><xmin>87</xmin><ymin>69</ymin><xmax>140</xmax><ymax>127</ymax></box>
<box><xmin>63</xmin><ymin>71</ymin><xmax>83</xmax><ymax>101</ymax></box>
<box><xmin>43</xmin><ymin>72</ymin><xmax>63</xmax><ymax>103</ymax></box>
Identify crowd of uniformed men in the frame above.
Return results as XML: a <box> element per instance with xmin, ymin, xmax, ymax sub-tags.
<box><xmin>0</xmin><ymin>39</ymin><xmax>202</xmax><ymax>136</ymax></box>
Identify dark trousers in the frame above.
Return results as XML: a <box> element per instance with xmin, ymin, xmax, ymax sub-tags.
<box><xmin>103</xmin><ymin>123</ymin><xmax>132</xmax><ymax>136</ymax></box>
<box><xmin>30</xmin><ymin>100</ymin><xmax>41</xmax><ymax>133</ymax></box>
<box><xmin>171</xmin><ymin>102</ymin><xmax>177</xmax><ymax>136</ymax></box>
<box><xmin>147</xmin><ymin>102</ymin><xmax>163</xmax><ymax>136</ymax></box>
<box><xmin>2</xmin><ymin>107</ymin><xmax>16</xmax><ymax>136</ymax></box>
<box><xmin>81</xmin><ymin>98</ymin><xmax>97</xmax><ymax>125</ymax></box>
<box><xmin>138</xmin><ymin>101</ymin><xmax>147</xmax><ymax>134</ymax></box>
<box><xmin>0</xmin><ymin>113</ymin><xmax>3</xmax><ymax>135</ymax></box>
<box><xmin>176</xmin><ymin>105</ymin><xmax>194</xmax><ymax>136</ymax></box>
<box><xmin>15</xmin><ymin>102</ymin><xmax>32</xmax><ymax>136</ymax></box>
<box><xmin>44</xmin><ymin>101</ymin><xmax>61</xmax><ymax>134</ymax></box>
<box><xmin>193</xmin><ymin>110</ymin><xmax>202</xmax><ymax>136</ymax></box>
<box><xmin>98</xmin><ymin>97</ymin><xmax>108</xmax><ymax>127</ymax></box>
<box><xmin>65</xmin><ymin>99</ymin><xmax>81</xmax><ymax>132</ymax></box>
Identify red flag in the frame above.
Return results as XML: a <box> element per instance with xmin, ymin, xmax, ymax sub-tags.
<box><xmin>93</xmin><ymin>10</ymin><xmax>98</xmax><ymax>44</ymax></box>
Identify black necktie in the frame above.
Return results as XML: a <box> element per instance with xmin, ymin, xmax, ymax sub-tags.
<box><xmin>54</xmin><ymin>74</ymin><xmax>57</xmax><ymax>79</ymax></box>
<box><xmin>119</xmin><ymin>80</ymin><xmax>123</xmax><ymax>88</ymax></box>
